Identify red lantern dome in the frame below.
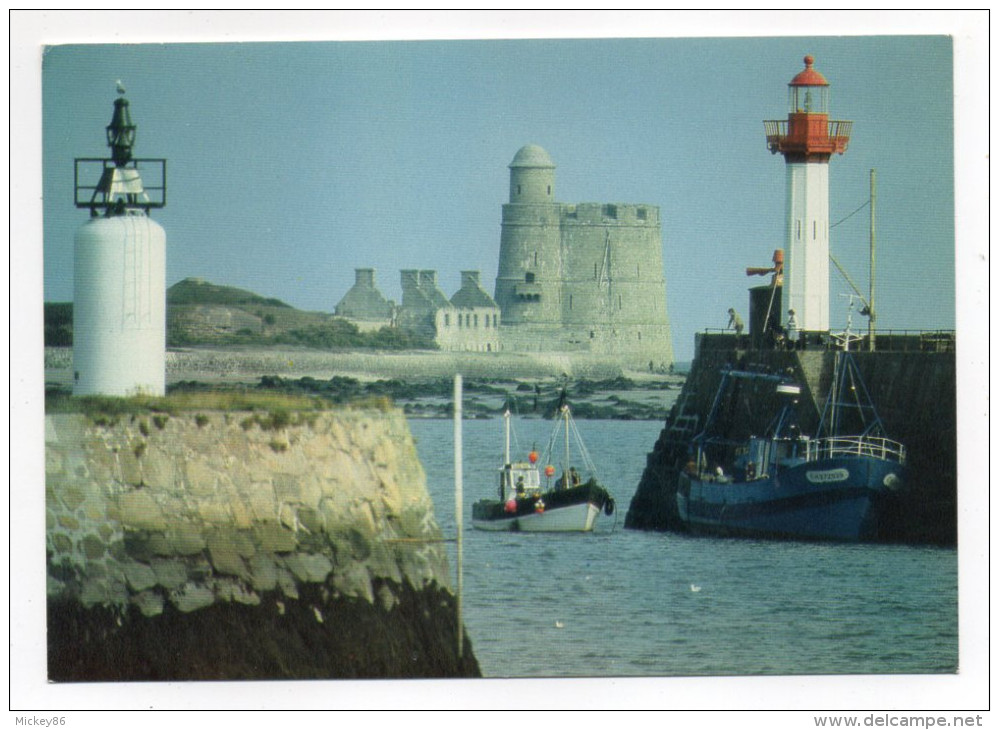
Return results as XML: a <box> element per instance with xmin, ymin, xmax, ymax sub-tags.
<box><xmin>789</xmin><ymin>55</ymin><xmax>829</xmax><ymax>87</ymax></box>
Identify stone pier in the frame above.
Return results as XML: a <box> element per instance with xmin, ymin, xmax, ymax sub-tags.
<box><xmin>45</xmin><ymin>406</ymin><xmax>480</xmax><ymax>680</ymax></box>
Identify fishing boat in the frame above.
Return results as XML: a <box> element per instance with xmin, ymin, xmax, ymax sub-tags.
<box><xmin>472</xmin><ymin>401</ymin><xmax>615</xmax><ymax>532</ymax></box>
<box><xmin>675</xmin><ymin>353</ymin><xmax>906</xmax><ymax>541</ymax></box>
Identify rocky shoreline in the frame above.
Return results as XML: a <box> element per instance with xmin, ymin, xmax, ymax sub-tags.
<box><xmin>49</xmin><ymin>580</ymin><xmax>477</xmax><ymax>681</ymax></box>
<box><xmin>45</xmin><ymin>346</ymin><xmax>686</xmax><ymax>421</ymax></box>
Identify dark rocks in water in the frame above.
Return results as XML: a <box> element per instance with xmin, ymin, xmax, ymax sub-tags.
<box><xmin>48</xmin><ymin>580</ymin><xmax>480</xmax><ymax>682</ymax></box>
<box><xmin>240</xmin><ymin>374</ymin><xmax>674</xmax><ymax>421</ymax></box>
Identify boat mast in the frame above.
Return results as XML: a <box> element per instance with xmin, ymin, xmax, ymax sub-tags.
<box><xmin>504</xmin><ymin>408</ymin><xmax>511</xmax><ymax>466</ymax></box>
<box><xmin>829</xmin><ymin>352</ymin><xmax>842</xmax><ymax>436</ymax></box>
<box><xmin>564</xmin><ymin>405</ymin><xmax>571</xmax><ymax>476</ymax></box>
<box><xmin>503</xmin><ymin>408</ymin><xmax>511</xmax><ymax>498</ymax></box>
<box><xmin>868</xmin><ymin>168</ymin><xmax>877</xmax><ymax>352</ymax></box>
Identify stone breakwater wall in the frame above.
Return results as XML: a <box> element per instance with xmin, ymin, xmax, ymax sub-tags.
<box><xmin>45</xmin><ymin>347</ymin><xmax>629</xmax><ymax>383</ymax></box>
<box><xmin>162</xmin><ymin>348</ymin><xmax>630</xmax><ymax>380</ymax></box>
<box><xmin>46</xmin><ymin>408</ymin><xmax>480</xmax><ymax>680</ymax></box>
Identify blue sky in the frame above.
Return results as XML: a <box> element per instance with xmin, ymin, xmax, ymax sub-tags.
<box><xmin>38</xmin><ymin>18</ymin><xmax>960</xmax><ymax>364</ymax></box>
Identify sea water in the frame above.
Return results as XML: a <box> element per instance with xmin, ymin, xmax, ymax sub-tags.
<box><xmin>408</xmin><ymin>417</ymin><xmax>958</xmax><ymax>678</ymax></box>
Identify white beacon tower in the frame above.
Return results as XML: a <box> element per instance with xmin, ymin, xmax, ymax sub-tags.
<box><xmin>764</xmin><ymin>55</ymin><xmax>852</xmax><ymax>338</ymax></box>
<box><xmin>73</xmin><ymin>87</ymin><xmax>167</xmax><ymax>396</ymax></box>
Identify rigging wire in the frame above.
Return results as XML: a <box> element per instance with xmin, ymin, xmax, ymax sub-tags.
<box><xmin>830</xmin><ymin>199</ymin><xmax>870</xmax><ymax>230</ymax></box>
<box><xmin>542</xmin><ymin>420</ymin><xmax>560</xmax><ymax>467</ymax></box>
<box><xmin>568</xmin><ymin>415</ymin><xmax>599</xmax><ymax>475</ymax></box>
<box><xmin>504</xmin><ymin>396</ymin><xmax>529</xmax><ymax>460</ymax></box>
<box><xmin>828</xmin><ymin>197</ymin><xmax>873</xmax><ymax>309</ymax></box>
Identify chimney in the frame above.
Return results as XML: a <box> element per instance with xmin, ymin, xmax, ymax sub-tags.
<box><xmin>400</xmin><ymin>269</ymin><xmax>420</xmax><ymax>302</ymax></box>
<box><xmin>461</xmin><ymin>271</ymin><xmax>481</xmax><ymax>289</ymax></box>
<box><xmin>419</xmin><ymin>270</ymin><xmax>438</xmax><ymax>289</ymax></box>
<box><xmin>355</xmin><ymin>268</ymin><xmax>376</xmax><ymax>288</ymax></box>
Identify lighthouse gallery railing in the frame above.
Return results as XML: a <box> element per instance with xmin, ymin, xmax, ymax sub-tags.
<box><xmin>764</xmin><ymin>119</ymin><xmax>854</xmax><ymax>154</ymax></box>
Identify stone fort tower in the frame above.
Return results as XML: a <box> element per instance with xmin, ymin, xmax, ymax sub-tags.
<box><xmin>494</xmin><ymin>144</ymin><xmax>674</xmax><ymax>368</ymax></box>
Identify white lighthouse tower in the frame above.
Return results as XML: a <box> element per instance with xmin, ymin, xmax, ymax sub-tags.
<box><xmin>765</xmin><ymin>56</ymin><xmax>852</xmax><ymax>337</ymax></box>
<box><xmin>72</xmin><ymin>87</ymin><xmax>167</xmax><ymax>396</ymax></box>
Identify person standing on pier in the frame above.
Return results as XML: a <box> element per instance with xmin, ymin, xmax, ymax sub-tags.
<box><xmin>787</xmin><ymin>309</ymin><xmax>801</xmax><ymax>350</ymax></box>
<box><xmin>727</xmin><ymin>308</ymin><xmax>745</xmax><ymax>335</ymax></box>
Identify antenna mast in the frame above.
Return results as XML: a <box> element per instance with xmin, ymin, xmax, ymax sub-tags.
<box><xmin>868</xmin><ymin>169</ymin><xmax>877</xmax><ymax>351</ymax></box>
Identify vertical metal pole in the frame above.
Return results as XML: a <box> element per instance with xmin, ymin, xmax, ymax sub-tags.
<box><xmin>564</xmin><ymin>406</ymin><xmax>570</xmax><ymax>476</ymax></box>
<box><xmin>453</xmin><ymin>374</ymin><xmax>463</xmax><ymax>661</ymax></box>
<box><xmin>504</xmin><ymin>409</ymin><xmax>511</xmax><ymax>467</ymax></box>
<box><xmin>869</xmin><ymin>168</ymin><xmax>877</xmax><ymax>352</ymax></box>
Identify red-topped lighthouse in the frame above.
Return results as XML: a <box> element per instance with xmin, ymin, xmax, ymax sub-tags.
<box><xmin>764</xmin><ymin>55</ymin><xmax>852</xmax><ymax>337</ymax></box>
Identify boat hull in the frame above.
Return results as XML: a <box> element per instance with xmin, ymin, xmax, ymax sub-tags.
<box><xmin>676</xmin><ymin>456</ymin><xmax>903</xmax><ymax>542</ymax></box>
<box><xmin>472</xmin><ymin>483</ymin><xmax>613</xmax><ymax>533</ymax></box>
<box><xmin>473</xmin><ymin>501</ymin><xmax>602</xmax><ymax>532</ymax></box>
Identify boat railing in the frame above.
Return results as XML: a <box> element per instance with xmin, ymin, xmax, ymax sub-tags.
<box><xmin>804</xmin><ymin>436</ymin><xmax>906</xmax><ymax>465</ymax></box>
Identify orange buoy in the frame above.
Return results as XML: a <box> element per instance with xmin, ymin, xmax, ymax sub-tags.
<box><xmin>545</xmin><ymin>465</ymin><xmax>556</xmax><ymax>478</ymax></box>
<box><xmin>505</xmin><ymin>499</ymin><xmax>517</xmax><ymax>513</ymax></box>
<box><xmin>528</xmin><ymin>450</ymin><xmax>539</xmax><ymax>464</ymax></box>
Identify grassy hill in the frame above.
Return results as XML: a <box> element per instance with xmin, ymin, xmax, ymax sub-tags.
<box><xmin>46</xmin><ymin>278</ymin><xmax>436</xmax><ymax>351</ymax></box>
<box><xmin>166</xmin><ymin>277</ymin><xmax>292</xmax><ymax>308</ymax></box>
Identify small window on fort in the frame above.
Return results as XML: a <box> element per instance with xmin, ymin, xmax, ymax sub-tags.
<box><xmin>604</xmin><ymin>204</ymin><xmax>617</xmax><ymax>219</ymax></box>
<box><xmin>444</xmin><ymin>314</ymin><xmax>450</xmax><ymax>327</ymax></box>
<box><xmin>525</xmin><ymin>272</ymin><xmax>535</xmax><ymax>283</ymax></box>
<box><xmin>569</xmin><ymin>294</ymin><xmax>573</xmax><ymax>310</ymax></box>
<box><xmin>637</xmin><ymin>207</ymin><xmax>647</xmax><ymax>220</ymax></box>
<box><xmin>517</xmin><ymin>185</ymin><xmax>522</xmax><ymax>195</ymax></box>
<box><xmin>493</xmin><ymin>314</ymin><xmax>498</xmax><ymax>327</ymax></box>
<box><xmin>547</xmin><ymin>185</ymin><xmax>551</xmax><ymax>195</ymax></box>
<box><xmin>534</xmin><ymin>251</ymin><xmax>538</xmax><ymax>266</ymax></box>
<box><xmin>474</xmin><ymin>314</ymin><xmax>479</xmax><ymax>327</ymax></box>
<box><xmin>590</xmin><ymin>331</ymin><xmax>595</xmax><ymax>339</ymax></box>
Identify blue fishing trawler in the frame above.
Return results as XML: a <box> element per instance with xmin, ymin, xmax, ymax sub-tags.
<box><xmin>676</xmin><ymin>354</ymin><xmax>906</xmax><ymax>541</ymax></box>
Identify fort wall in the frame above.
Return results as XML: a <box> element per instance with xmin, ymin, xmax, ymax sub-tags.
<box><xmin>493</xmin><ymin>147</ymin><xmax>674</xmax><ymax>369</ymax></box>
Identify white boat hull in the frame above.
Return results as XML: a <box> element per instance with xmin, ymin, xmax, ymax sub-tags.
<box><xmin>472</xmin><ymin>501</ymin><xmax>602</xmax><ymax>533</ymax></box>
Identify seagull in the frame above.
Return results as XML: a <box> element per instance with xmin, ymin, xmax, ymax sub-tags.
<box><xmin>554</xmin><ymin>620</ymin><xmax>565</xmax><ymax>629</ymax></box>
<box><xmin>690</xmin><ymin>584</ymin><xmax>702</xmax><ymax>593</ymax></box>
<box><xmin>116</xmin><ymin>79</ymin><xmax>126</xmax><ymax>95</ymax></box>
